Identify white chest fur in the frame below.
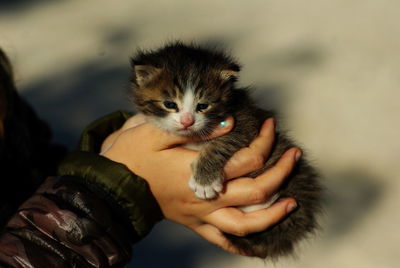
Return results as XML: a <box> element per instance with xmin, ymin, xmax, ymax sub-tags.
<box><xmin>183</xmin><ymin>141</ymin><xmax>206</xmax><ymax>151</ymax></box>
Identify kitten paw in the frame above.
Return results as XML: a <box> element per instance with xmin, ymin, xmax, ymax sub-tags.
<box><xmin>188</xmin><ymin>176</ymin><xmax>223</xmax><ymax>200</ymax></box>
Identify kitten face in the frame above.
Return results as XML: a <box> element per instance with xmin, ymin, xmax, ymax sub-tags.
<box><xmin>131</xmin><ymin>43</ymin><xmax>240</xmax><ymax>137</ymax></box>
<box><xmin>154</xmin><ymin>89</ymin><xmax>210</xmax><ymax>136</ymax></box>
<box><xmin>133</xmin><ymin>69</ymin><xmax>231</xmax><ymax>137</ymax></box>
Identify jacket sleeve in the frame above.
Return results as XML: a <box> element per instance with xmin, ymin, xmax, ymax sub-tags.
<box><xmin>0</xmin><ymin>111</ymin><xmax>163</xmax><ymax>267</ymax></box>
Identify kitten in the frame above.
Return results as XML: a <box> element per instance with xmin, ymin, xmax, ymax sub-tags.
<box><xmin>130</xmin><ymin>42</ymin><xmax>322</xmax><ymax>259</ymax></box>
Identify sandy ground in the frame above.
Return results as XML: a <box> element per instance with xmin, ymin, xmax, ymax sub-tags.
<box><xmin>1</xmin><ymin>0</ymin><xmax>399</xmax><ymax>267</ymax></box>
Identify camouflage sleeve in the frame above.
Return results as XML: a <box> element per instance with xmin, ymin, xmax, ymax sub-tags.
<box><xmin>0</xmin><ymin>176</ymin><xmax>136</xmax><ymax>268</ymax></box>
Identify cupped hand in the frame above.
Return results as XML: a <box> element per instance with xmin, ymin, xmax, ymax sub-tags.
<box><xmin>101</xmin><ymin>116</ymin><xmax>299</xmax><ymax>256</ymax></box>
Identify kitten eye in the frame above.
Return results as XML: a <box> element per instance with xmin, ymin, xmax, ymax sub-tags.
<box><xmin>163</xmin><ymin>101</ymin><xmax>178</xmax><ymax>110</ymax></box>
<box><xmin>196</xmin><ymin>103</ymin><xmax>209</xmax><ymax>112</ymax></box>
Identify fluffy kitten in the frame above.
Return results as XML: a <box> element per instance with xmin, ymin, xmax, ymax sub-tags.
<box><xmin>130</xmin><ymin>42</ymin><xmax>322</xmax><ymax>259</ymax></box>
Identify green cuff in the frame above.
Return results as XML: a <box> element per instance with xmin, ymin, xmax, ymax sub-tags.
<box><xmin>59</xmin><ymin>110</ymin><xmax>163</xmax><ymax>237</ymax></box>
<box><xmin>79</xmin><ymin>110</ymin><xmax>133</xmax><ymax>153</ymax></box>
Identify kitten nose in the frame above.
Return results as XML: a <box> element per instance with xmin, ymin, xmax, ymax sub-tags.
<box><xmin>180</xmin><ymin>113</ymin><xmax>194</xmax><ymax>128</ymax></box>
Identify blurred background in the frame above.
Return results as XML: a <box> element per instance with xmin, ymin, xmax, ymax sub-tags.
<box><xmin>1</xmin><ymin>0</ymin><xmax>399</xmax><ymax>267</ymax></box>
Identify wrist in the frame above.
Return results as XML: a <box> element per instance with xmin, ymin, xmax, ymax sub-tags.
<box><xmin>59</xmin><ymin>110</ymin><xmax>164</xmax><ymax>237</ymax></box>
<box><xmin>58</xmin><ymin>151</ymin><xmax>163</xmax><ymax>237</ymax></box>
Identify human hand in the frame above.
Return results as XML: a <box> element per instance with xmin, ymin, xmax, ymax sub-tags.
<box><xmin>101</xmin><ymin>117</ymin><xmax>299</xmax><ymax>256</ymax></box>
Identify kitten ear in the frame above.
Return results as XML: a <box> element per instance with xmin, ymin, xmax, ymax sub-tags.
<box><xmin>220</xmin><ymin>70</ymin><xmax>239</xmax><ymax>82</ymax></box>
<box><xmin>132</xmin><ymin>63</ymin><xmax>161</xmax><ymax>87</ymax></box>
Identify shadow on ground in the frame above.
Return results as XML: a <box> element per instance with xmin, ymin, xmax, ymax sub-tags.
<box><xmin>128</xmin><ymin>221</ymin><xmax>232</xmax><ymax>268</ymax></box>
<box><xmin>323</xmin><ymin>169</ymin><xmax>385</xmax><ymax>239</ymax></box>
<box><xmin>0</xmin><ymin>0</ymin><xmax>53</xmax><ymax>11</ymax></box>
<box><xmin>21</xmin><ymin>60</ymin><xmax>134</xmax><ymax>148</ymax></box>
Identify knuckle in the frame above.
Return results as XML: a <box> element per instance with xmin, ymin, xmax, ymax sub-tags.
<box><xmin>279</xmin><ymin>160</ymin><xmax>294</xmax><ymax>177</ymax></box>
<box><xmin>250</xmin><ymin>154</ymin><xmax>265</xmax><ymax>170</ymax></box>
<box><xmin>249</xmin><ymin>188</ymin><xmax>266</xmax><ymax>204</ymax></box>
<box><xmin>231</xmin><ymin>225</ymin><xmax>249</xmax><ymax>237</ymax></box>
<box><xmin>274</xmin><ymin>157</ymin><xmax>294</xmax><ymax>177</ymax></box>
<box><xmin>269</xmin><ymin>209</ymin><xmax>285</xmax><ymax>224</ymax></box>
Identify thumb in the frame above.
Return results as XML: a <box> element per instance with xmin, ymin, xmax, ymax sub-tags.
<box><xmin>206</xmin><ymin>116</ymin><xmax>235</xmax><ymax>140</ymax></box>
<box><xmin>152</xmin><ymin>116</ymin><xmax>235</xmax><ymax>150</ymax></box>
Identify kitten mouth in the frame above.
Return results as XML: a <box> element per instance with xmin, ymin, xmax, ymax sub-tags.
<box><xmin>177</xmin><ymin>128</ymin><xmax>193</xmax><ymax>134</ymax></box>
<box><xmin>175</xmin><ymin>127</ymin><xmax>198</xmax><ymax>136</ymax></box>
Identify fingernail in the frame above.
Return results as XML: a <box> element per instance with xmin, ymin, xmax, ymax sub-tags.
<box><xmin>287</xmin><ymin>201</ymin><xmax>298</xmax><ymax>213</ymax></box>
<box><xmin>295</xmin><ymin>149</ymin><xmax>302</xmax><ymax>162</ymax></box>
<box><xmin>264</xmin><ymin>117</ymin><xmax>275</xmax><ymax>128</ymax></box>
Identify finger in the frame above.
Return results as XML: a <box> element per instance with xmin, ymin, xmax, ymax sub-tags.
<box><xmin>152</xmin><ymin>116</ymin><xmax>234</xmax><ymax>150</ymax></box>
<box><xmin>218</xmin><ymin>148</ymin><xmax>301</xmax><ymax>207</ymax></box>
<box><xmin>248</xmin><ymin>118</ymin><xmax>276</xmax><ymax>159</ymax></box>
<box><xmin>100</xmin><ymin>114</ymin><xmax>146</xmax><ymax>154</ymax></box>
<box><xmin>255</xmin><ymin>147</ymin><xmax>301</xmax><ymax>194</ymax></box>
<box><xmin>121</xmin><ymin>113</ymin><xmax>147</xmax><ymax>130</ymax></box>
<box><xmin>203</xmin><ymin>116</ymin><xmax>234</xmax><ymax>140</ymax></box>
<box><xmin>204</xmin><ymin>198</ymin><xmax>297</xmax><ymax>237</ymax></box>
<box><xmin>191</xmin><ymin>224</ymin><xmax>247</xmax><ymax>256</ymax></box>
<box><xmin>100</xmin><ymin>128</ymin><xmax>123</xmax><ymax>154</ymax></box>
<box><xmin>224</xmin><ymin>118</ymin><xmax>275</xmax><ymax>179</ymax></box>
